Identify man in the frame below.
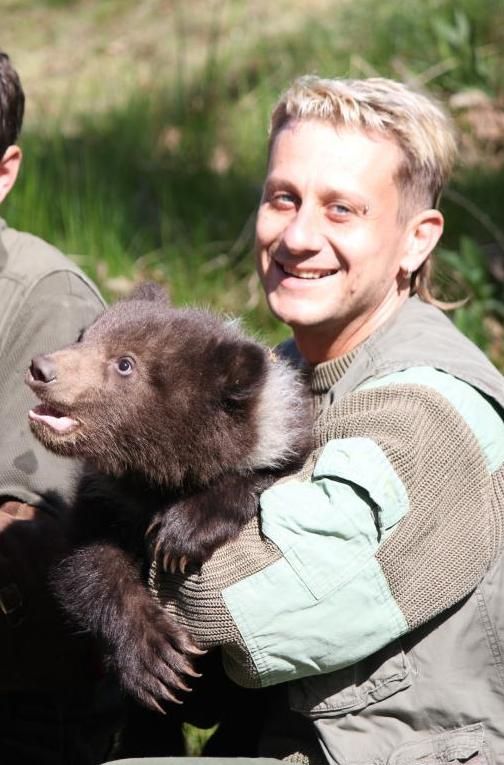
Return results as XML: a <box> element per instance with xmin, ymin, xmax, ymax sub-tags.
<box><xmin>0</xmin><ymin>51</ymin><xmax>120</xmax><ymax>764</ymax></box>
<box><xmin>147</xmin><ymin>75</ymin><xmax>504</xmax><ymax>765</ymax></box>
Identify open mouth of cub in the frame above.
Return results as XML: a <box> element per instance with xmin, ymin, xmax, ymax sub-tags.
<box><xmin>29</xmin><ymin>403</ymin><xmax>80</xmax><ymax>435</ymax></box>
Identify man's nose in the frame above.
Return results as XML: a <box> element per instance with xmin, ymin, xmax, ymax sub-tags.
<box><xmin>282</xmin><ymin>204</ymin><xmax>324</xmax><ymax>255</ymax></box>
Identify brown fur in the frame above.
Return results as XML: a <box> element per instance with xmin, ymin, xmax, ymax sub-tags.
<box><xmin>26</xmin><ymin>283</ymin><xmax>312</xmax><ymax>711</ymax></box>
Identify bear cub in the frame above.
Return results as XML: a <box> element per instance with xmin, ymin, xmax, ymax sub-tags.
<box><xmin>26</xmin><ymin>283</ymin><xmax>312</xmax><ymax>711</ymax></box>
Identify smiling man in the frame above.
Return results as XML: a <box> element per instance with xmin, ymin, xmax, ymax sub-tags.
<box><xmin>143</xmin><ymin>76</ymin><xmax>504</xmax><ymax>765</ymax></box>
<box><xmin>255</xmin><ymin>117</ymin><xmax>443</xmax><ymax>361</ymax></box>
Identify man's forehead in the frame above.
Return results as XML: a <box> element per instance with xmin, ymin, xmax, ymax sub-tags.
<box><xmin>265</xmin><ymin>119</ymin><xmax>402</xmax><ymax>197</ymax></box>
<box><xmin>269</xmin><ymin>118</ymin><xmax>401</xmax><ymax>163</ymax></box>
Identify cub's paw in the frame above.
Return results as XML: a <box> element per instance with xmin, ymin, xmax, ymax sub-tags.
<box><xmin>147</xmin><ymin>506</ymin><xmax>216</xmax><ymax>574</ymax></box>
<box><xmin>112</xmin><ymin>597</ymin><xmax>205</xmax><ymax>712</ymax></box>
<box><xmin>147</xmin><ymin>474</ymin><xmax>261</xmax><ymax>574</ymax></box>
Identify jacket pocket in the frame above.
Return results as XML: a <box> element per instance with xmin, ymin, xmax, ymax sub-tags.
<box><xmin>288</xmin><ymin>639</ymin><xmax>411</xmax><ymax>717</ymax></box>
<box><xmin>387</xmin><ymin>723</ymin><xmax>494</xmax><ymax>764</ymax></box>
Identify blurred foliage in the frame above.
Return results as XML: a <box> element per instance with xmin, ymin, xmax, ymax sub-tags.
<box><xmin>3</xmin><ymin>0</ymin><xmax>503</xmax><ymax>366</ymax></box>
<box><xmin>437</xmin><ymin>238</ymin><xmax>504</xmax><ymax>365</ymax></box>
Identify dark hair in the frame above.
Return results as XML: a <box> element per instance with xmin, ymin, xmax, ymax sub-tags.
<box><xmin>0</xmin><ymin>52</ymin><xmax>25</xmax><ymax>158</ymax></box>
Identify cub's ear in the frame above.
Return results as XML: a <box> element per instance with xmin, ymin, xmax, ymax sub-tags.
<box><xmin>214</xmin><ymin>340</ymin><xmax>267</xmax><ymax>405</ymax></box>
<box><xmin>128</xmin><ymin>282</ymin><xmax>169</xmax><ymax>304</ymax></box>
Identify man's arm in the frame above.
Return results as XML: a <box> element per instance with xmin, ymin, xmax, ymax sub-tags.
<box><xmin>0</xmin><ymin>270</ymin><xmax>104</xmax><ymax>508</ymax></box>
<box><xmin>154</xmin><ymin>368</ymin><xmax>504</xmax><ymax>688</ymax></box>
<box><xmin>0</xmin><ymin>270</ymin><xmax>105</xmax><ymax>690</ymax></box>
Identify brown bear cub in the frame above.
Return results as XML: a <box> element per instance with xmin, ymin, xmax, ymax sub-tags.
<box><xmin>26</xmin><ymin>283</ymin><xmax>312</xmax><ymax>712</ymax></box>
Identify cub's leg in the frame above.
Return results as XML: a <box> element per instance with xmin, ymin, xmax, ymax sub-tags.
<box><xmin>52</xmin><ymin>542</ymin><xmax>203</xmax><ymax>711</ymax></box>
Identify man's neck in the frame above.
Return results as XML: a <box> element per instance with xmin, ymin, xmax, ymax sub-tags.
<box><xmin>293</xmin><ymin>289</ymin><xmax>409</xmax><ymax>364</ymax></box>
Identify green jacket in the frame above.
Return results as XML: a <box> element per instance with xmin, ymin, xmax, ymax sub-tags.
<box><xmin>0</xmin><ymin>217</ymin><xmax>104</xmax><ymax>511</ymax></box>
<box><xmin>156</xmin><ymin>297</ymin><xmax>504</xmax><ymax>765</ymax></box>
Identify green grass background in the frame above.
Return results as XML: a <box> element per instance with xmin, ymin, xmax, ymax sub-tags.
<box><xmin>3</xmin><ymin>0</ymin><xmax>503</xmax><ymax>365</ymax></box>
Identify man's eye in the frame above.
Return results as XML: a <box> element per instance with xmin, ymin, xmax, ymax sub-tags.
<box><xmin>328</xmin><ymin>203</ymin><xmax>352</xmax><ymax>219</ymax></box>
<box><xmin>115</xmin><ymin>357</ymin><xmax>135</xmax><ymax>376</ymax></box>
<box><xmin>270</xmin><ymin>192</ymin><xmax>297</xmax><ymax>209</ymax></box>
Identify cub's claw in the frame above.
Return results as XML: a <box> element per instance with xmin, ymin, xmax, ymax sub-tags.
<box><xmin>148</xmin><ymin>507</ymin><xmax>214</xmax><ymax>571</ymax></box>
<box><xmin>163</xmin><ymin>553</ymin><xmax>190</xmax><ymax>574</ymax></box>
<box><xmin>152</xmin><ymin>538</ymin><xmax>193</xmax><ymax>576</ymax></box>
<box><xmin>146</xmin><ymin>516</ymin><xmax>161</xmax><ymax>538</ymax></box>
<box><xmin>185</xmin><ymin>644</ymin><xmax>207</xmax><ymax>657</ymax></box>
<box><xmin>112</xmin><ymin>597</ymin><xmax>204</xmax><ymax>711</ymax></box>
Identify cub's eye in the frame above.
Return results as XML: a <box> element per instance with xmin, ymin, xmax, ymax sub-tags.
<box><xmin>115</xmin><ymin>357</ymin><xmax>135</xmax><ymax>376</ymax></box>
<box><xmin>76</xmin><ymin>329</ymin><xmax>85</xmax><ymax>343</ymax></box>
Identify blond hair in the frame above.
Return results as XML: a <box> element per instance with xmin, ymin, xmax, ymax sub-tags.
<box><xmin>268</xmin><ymin>76</ymin><xmax>458</xmax><ymax>305</ymax></box>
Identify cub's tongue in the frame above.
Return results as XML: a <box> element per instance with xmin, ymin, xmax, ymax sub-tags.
<box><xmin>29</xmin><ymin>405</ymin><xmax>78</xmax><ymax>434</ymax></box>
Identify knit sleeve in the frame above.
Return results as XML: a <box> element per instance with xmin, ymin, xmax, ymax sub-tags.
<box><xmin>0</xmin><ymin>271</ymin><xmax>104</xmax><ymax>512</ymax></box>
<box><xmin>152</xmin><ymin>369</ymin><xmax>504</xmax><ymax>688</ymax></box>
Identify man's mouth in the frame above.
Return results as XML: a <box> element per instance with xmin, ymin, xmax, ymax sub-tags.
<box><xmin>29</xmin><ymin>404</ymin><xmax>80</xmax><ymax>435</ymax></box>
<box><xmin>279</xmin><ymin>263</ymin><xmax>338</xmax><ymax>280</ymax></box>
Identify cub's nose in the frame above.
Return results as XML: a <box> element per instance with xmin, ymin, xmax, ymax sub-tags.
<box><xmin>30</xmin><ymin>354</ymin><xmax>57</xmax><ymax>383</ymax></box>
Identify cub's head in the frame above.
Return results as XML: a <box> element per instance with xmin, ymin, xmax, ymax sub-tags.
<box><xmin>26</xmin><ymin>283</ymin><xmax>311</xmax><ymax>488</ymax></box>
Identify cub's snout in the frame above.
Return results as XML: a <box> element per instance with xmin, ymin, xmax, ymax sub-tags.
<box><xmin>29</xmin><ymin>354</ymin><xmax>58</xmax><ymax>384</ymax></box>
<box><xmin>26</xmin><ymin>352</ymin><xmax>82</xmax><ymax>446</ymax></box>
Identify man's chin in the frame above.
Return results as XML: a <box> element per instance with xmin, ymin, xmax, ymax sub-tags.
<box><xmin>267</xmin><ymin>296</ymin><xmax>338</xmax><ymax>332</ymax></box>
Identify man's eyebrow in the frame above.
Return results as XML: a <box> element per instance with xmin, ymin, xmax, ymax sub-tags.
<box><xmin>263</xmin><ymin>177</ymin><xmax>299</xmax><ymax>195</ymax></box>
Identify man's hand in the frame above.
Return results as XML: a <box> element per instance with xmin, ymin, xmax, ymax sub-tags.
<box><xmin>0</xmin><ymin>500</ymin><xmax>103</xmax><ymax>691</ymax></box>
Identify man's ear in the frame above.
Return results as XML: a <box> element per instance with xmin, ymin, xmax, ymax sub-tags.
<box><xmin>0</xmin><ymin>145</ymin><xmax>22</xmax><ymax>204</ymax></box>
<box><xmin>400</xmin><ymin>208</ymin><xmax>444</xmax><ymax>275</ymax></box>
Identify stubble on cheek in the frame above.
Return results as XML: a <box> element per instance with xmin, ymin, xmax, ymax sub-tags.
<box><xmin>255</xmin><ymin>241</ymin><xmax>279</xmax><ymax>293</ymax></box>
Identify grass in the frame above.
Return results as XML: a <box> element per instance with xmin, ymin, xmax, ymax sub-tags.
<box><xmin>3</xmin><ymin>0</ymin><xmax>503</xmax><ymax>370</ymax></box>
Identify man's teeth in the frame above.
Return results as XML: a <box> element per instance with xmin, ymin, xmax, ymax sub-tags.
<box><xmin>281</xmin><ymin>265</ymin><xmax>337</xmax><ymax>279</ymax></box>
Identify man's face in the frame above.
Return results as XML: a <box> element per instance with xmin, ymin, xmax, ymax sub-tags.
<box><xmin>255</xmin><ymin>119</ymin><xmax>414</xmax><ymax>359</ymax></box>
